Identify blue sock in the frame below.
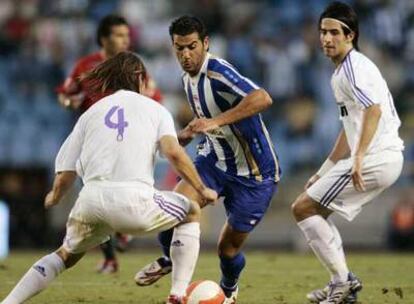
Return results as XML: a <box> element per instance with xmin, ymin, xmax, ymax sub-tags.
<box><xmin>220</xmin><ymin>252</ymin><xmax>246</xmax><ymax>289</ymax></box>
<box><xmin>158</xmin><ymin>228</ymin><xmax>174</xmax><ymax>259</ymax></box>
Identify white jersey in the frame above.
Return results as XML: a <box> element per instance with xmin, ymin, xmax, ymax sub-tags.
<box><xmin>55</xmin><ymin>90</ymin><xmax>177</xmax><ymax>187</ymax></box>
<box><xmin>331</xmin><ymin>49</ymin><xmax>404</xmax><ymax>155</ymax></box>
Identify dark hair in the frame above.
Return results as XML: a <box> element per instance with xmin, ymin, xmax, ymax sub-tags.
<box><xmin>169</xmin><ymin>15</ymin><xmax>208</xmax><ymax>41</ymax></box>
<box><xmin>319</xmin><ymin>1</ymin><xmax>359</xmax><ymax>50</ymax></box>
<box><xmin>97</xmin><ymin>15</ymin><xmax>129</xmax><ymax>46</ymax></box>
<box><xmin>82</xmin><ymin>51</ymin><xmax>147</xmax><ymax>94</ymax></box>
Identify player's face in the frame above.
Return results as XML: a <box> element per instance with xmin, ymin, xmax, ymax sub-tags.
<box><xmin>172</xmin><ymin>32</ymin><xmax>209</xmax><ymax>76</ymax></box>
<box><xmin>103</xmin><ymin>25</ymin><xmax>130</xmax><ymax>56</ymax></box>
<box><xmin>319</xmin><ymin>19</ymin><xmax>354</xmax><ymax>62</ymax></box>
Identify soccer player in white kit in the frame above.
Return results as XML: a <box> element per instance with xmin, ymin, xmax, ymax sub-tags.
<box><xmin>291</xmin><ymin>2</ymin><xmax>404</xmax><ymax>304</ymax></box>
<box><xmin>1</xmin><ymin>52</ymin><xmax>218</xmax><ymax>304</ymax></box>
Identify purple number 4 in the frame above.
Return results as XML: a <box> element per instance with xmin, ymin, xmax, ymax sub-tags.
<box><xmin>104</xmin><ymin>106</ymin><xmax>128</xmax><ymax>141</ymax></box>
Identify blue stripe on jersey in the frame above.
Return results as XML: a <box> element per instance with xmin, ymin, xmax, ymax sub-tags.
<box><xmin>343</xmin><ymin>56</ymin><xmax>374</xmax><ymax>108</ymax></box>
<box><xmin>209</xmin><ymin>78</ymin><xmax>237</xmax><ymax>112</ymax></box>
<box><xmin>186</xmin><ymin>79</ymin><xmax>200</xmax><ymax>118</ymax></box>
<box><xmin>207</xmin><ymin>58</ymin><xmax>258</xmax><ymax>97</ymax></box>
<box><xmin>233</xmin><ymin>116</ymin><xmax>280</xmax><ymax>181</ymax></box>
<box><xmin>216</xmin><ymin>137</ymin><xmax>238</xmax><ymax>175</ymax></box>
<box><xmin>197</xmin><ymin>73</ymin><xmax>212</xmax><ymax>118</ymax></box>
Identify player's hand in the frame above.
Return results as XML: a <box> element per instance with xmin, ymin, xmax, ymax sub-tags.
<box><xmin>178</xmin><ymin>123</ymin><xmax>196</xmax><ymax>146</ymax></box>
<box><xmin>305</xmin><ymin>174</ymin><xmax>320</xmax><ymax>190</ymax></box>
<box><xmin>44</xmin><ymin>191</ymin><xmax>58</xmax><ymax>209</ymax></box>
<box><xmin>351</xmin><ymin>156</ymin><xmax>365</xmax><ymax>192</ymax></box>
<box><xmin>189</xmin><ymin>118</ymin><xmax>219</xmax><ymax>134</ymax></box>
<box><xmin>58</xmin><ymin>93</ymin><xmax>83</xmax><ymax>110</ymax></box>
<box><xmin>199</xmin><ymin>187</ymin><xmax>218</xmax><ymax>205</ymax></box>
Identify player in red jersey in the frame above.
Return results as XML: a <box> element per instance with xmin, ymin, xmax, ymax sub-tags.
<box><xmin>56</xmin><ymin>15</ymin><xmax>163</xmax><ymax>274</ymax></box>
<box><xmin>57</xmin><ymin>15</ymin><xmax>162</xmax><ymax>113</ymax></box>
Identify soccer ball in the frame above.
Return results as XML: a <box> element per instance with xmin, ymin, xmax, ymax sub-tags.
<box><xmin>186</xmin><ymin>280</ymin><xmax>226</xmax><ymax>304</ymax></box>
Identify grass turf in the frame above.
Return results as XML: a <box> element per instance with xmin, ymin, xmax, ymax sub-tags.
<box><xmin>0</xmin><ymin>251</ymin><xmax>413</xmax><ymax>303</ymax></box>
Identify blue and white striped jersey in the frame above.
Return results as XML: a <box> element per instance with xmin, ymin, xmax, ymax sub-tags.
<box><xmin>182</xmin><ymin>53</ymin><xmax>280</xmax><ymax>182</ymax></box>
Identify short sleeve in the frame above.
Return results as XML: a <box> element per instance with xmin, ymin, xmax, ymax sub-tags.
<box><xmin>55</xmin><ymin>120</ymin><xmax>84</xmax><ymax>173</ymax></box>
<box><xmin>157</xmin><ymin>107</ymin><xmax>177</xmax><ymax>141</ymax></box>
<box><xmin>207</xmin><ymin>59</ymin><xmax>260</xmax><ymax>102</ymax></box>
<box><xmin>343</xmin><ymin>56</ymin><xmax>380</xmax><ymax>108</ymax></box>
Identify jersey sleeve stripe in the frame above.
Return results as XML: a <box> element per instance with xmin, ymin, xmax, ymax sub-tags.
<box><xmin>344</xmin><ymin>57</ymin><xmax>375</xmax><ymax>107</ymax></box>
<box><xmin>207</xmin><ymin>70</ymin><xmax>248</xmax><ymax>97</ymax></box>
<box><xmin>208</xmin><ymin>59</ymin><xmax>258</xmax><ymax>96</ymax></box>
<box><xmin>345</xmin><ymin>57</ymin><xmax>375</xmax><ymax>105</ymax></box>
<box><xmin>343</xmin><ymin>60</ymin><xmax>370</xmax><ymax>107</ymax></box>
<box><xmin>216</xmin><ymin>58</ymin><xmax>260</xmax><ymax>90</ymax></box>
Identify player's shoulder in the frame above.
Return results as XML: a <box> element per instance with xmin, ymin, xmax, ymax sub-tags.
<box><xmin>206</xmin><ymin>54</ymin><xmax>245</xmax><ymax>84</ymax></box>
<box><xmin>346</xmin><ymin>49</ymin><xmax>379</xmax><ymax>74</ymax></box>
<box><xmin>207</xmin><ymin>55</ymin><xmax>237</xmax><ymax>74</ymax></box>
<box><xmin>74</xmin><ymin>52</ymin><xmax>104</xmax><ymax>71</ymax></box>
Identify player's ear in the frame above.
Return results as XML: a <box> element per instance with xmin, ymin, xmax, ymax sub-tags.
<box><xmin>346</xmin><ymin>31</ymin><xmax>355</xmax><ymax>44</ymax></box>
<box><xmin>203</xmin><ymin>36</ymin><xmax>209</xmax><ymax>51</ymax></box>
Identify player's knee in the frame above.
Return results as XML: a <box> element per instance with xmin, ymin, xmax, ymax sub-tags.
<box><xmin>217</xmin><ymin>241</ymin><xmax>240</xmax><ymax>259</ymax></box>
<box><xmin>291</xmin><ymin>193</ymin><xmax>313</xmax><ymax>221</ymax></box>
<box><xmin>55</xmin><ymin>247</ymin><xmax>83</xmax><ymax>269</ymax></box>
<box><xmin>186</xmin><ymin>200</ymin><xmax>201</xmax><ymax>222</ymax></box>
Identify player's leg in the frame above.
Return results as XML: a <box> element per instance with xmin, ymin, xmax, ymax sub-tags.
<box><xmin>120</xmin><ymin>187</ymin><xmax>199</xmax><ymax>303</ymax></box>
<box><xmin>219</xmin><ymin>179</ymin><xmax>277</xmax><ymax>304</ymax></box>
<box><xmin>158</xmin><ymin>180</ymin><xmax>202</xmax><ymax>260</ymax></box>
<box><xmin>292</xmin><ymin>193</ymin><xmax>350</xmax><ymax>283</ymax></box>
<box><xmin>292</xmin><ymin>193</ymin><xmax>354</xmax><ymax>302</ymax></box>
<box><xmin>136</xmin><ymin>156</ymin><xmax>223</xmax><ymax>287</ymax></box>
<box><xmin>217</xmin><ymin>222</ymin><xmax>248</xmax><ymax>303</ymax></box>
<box><xmin>1</xmin><ymin>247</ymin><xmax>85</xmax><ymax>304</ymax></box>
<box><xmin>97</xmin><ymin>237</ymin><xmax>118</xmax><ymax>273</ymax></box>
<box><xmin>292</xmin><ymin>154</ymin><xmax>399</xmax><ymax>303</ymax></box>
<box><xmin>168</xmin><ymin>196</ymin><xmax>201</xmax><ymax>303</ymax></box>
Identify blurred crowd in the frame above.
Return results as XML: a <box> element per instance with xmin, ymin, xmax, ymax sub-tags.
<box><xmin>0</xmin><ymin>0</ymin><xmax>413</xmax><ymax>180</ymax></box>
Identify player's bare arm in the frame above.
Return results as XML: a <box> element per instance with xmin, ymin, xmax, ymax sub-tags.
<box><xmin>352</xmin><ymin>104</ymin><xmax>382</xmax><ymax>191</ymax></box>
<box><xmin>44</xmin><ymin>171</ymin><xmax>77</xmax><ymax>209</ymax></box>
<box><xmin>189</xmin><ymin>89</ymin><xmax>272</xmax><ymax>133</ymax></box>
<box><xmin>305</xmin><ymin>129</ymin><xmax>351</xmax><ymax>189</ymax></box>
<box><xmin>159</xmin><ymin>135</ymin><xmax>218</xmax><ymax>204</ymax></box>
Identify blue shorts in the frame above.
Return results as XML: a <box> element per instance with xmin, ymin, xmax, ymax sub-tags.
<box><xmin>194</xmin><ymin>156</ymin><xmax>278</xmax><ymax>233</ymax></box>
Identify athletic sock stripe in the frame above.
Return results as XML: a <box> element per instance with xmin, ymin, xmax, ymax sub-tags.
<box><xmin>322</xmin><ymin>175</ymin><xmax>352</xmax><ymax>207</ymax></box>
<box><xmin>320</xmin><ymin>169</ymin><xmax>351</xmax><ymax>204</ymax></box>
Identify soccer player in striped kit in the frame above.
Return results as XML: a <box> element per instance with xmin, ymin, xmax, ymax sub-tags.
<box><xmin>291</xmin><ymin>2</ymin><xmax>404</xmax><ymax>304</ymax></box>
<box><xmin>136</xmin><ymin>16</ymin><xmax>281</xmax><ymax>304</ymax></box>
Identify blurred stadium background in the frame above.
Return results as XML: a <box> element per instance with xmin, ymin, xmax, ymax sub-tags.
<box><xmin>0</xmin><ymin>0</ymin><xmax>413</xmax><ymax>257</ymax></box>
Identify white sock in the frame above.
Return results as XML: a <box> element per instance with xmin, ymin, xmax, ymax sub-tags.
<box><xmin>169</xmin><ymin>222</ymin><xmax>200</xmax><ymax>297</ymax></box>
<box><xmin>2</xmin><ymin>253</ymin><xmax>65</xmax><ymax>304</ymax></box>
<box><xmin>327</xmin><ymin>217</ymin><xmax>349</xmax><ymax>274</ymax></box>
<box><xmin>298</xmin><ymin>215</ymin><xmax>348</xmax><ymax>283</ymax></box>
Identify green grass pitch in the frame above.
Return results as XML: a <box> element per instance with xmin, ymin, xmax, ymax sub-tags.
<box><xmin>0</xmin><ymin>251</ymin><xmax>413</xmax><ymax>303</ymax></box>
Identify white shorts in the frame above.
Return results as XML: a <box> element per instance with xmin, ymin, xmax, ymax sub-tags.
<box><xmin>62</xmin><ymin>182</ymin><xmax>191</xmax><ymax>254</ymax></box>
<box><xmin>307</xmin><ymin>150</ymin><xmax>403</xmax><ymax>221</ymax></box>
